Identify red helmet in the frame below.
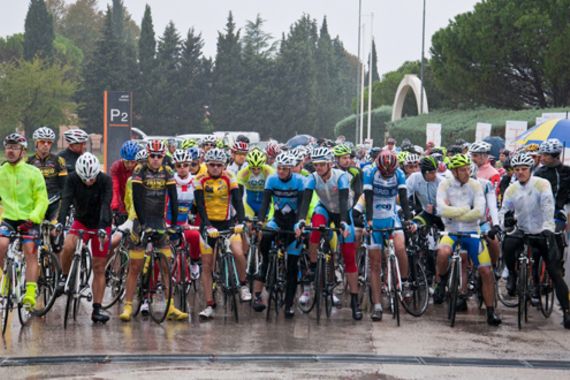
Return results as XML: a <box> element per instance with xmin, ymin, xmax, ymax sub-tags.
<box><xmin>266</xmin><ymin>142</ymin><xmax>281</xmax><ymax>158</ymax></box>
<box><xmin>376</xmin><ymin>150</ymin><xmax>398</xmax><ymax>177</ymax></box>
<box><xmin>146</xmin><ymin>139</ymin><xmax>166</xmax><ymax>154</ymax></box>
<box><xmin>231</xmin><ymin>141</ymin><xmax>249</xmax><ymax>153</ymax></box>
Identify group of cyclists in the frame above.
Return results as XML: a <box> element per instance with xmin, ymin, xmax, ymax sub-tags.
<box><xmin>1</xmin><ymin>125</ymin><xmax>569</xmax><ymax>330</ymax></box>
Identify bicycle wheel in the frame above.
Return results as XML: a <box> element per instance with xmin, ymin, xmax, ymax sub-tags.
<box><xmin>34</xmin><ymin>250</ymin><xmax>61</xmax><ymax>317</ymax></box>
<box><xmin>537</xmin><ymin>257</ymin><xmax>554</xmax><ymax>318</ymax></box>
<box><xmin>265</xmin><ymin>253</ymin><xmax>276</xmax><ymax>321</ymax></box>
<box><xmin>448</xmin><ymin>260</ymin><xmax>459</xmax><ymax>327</ymax></box>
<box><xmin>171</xmin><ymin>252</ymin><xmax>188</xmax><ymax>313</ymax></box>
<box><xmin>517</xmin><ymin>260</ymin><xmax>528</xmax><ymax>330</ymax></box>
<box><xmin>401</xmin><ymin>256</ymin><xmax>429</xmax><ymax>317</ymax></box>
<box><xmin>246</xmin><ymin>244</ymin><xmax>259</xmax><ymax>292</ymax></box>
<box><xmin>225</xmin><ymin>255</ymin><xmax>239</xmax><ymax>323</ymax></box>
<box><xmin>325</xmin><ymin>258</ymin><xmax>334</xmax><ymax>319</ymax></box>
<box><xmin>1</xmin><ymin>268</ymin><xmax>13</xmax><ymax>336</ymax></box>
<box><xmin>73</xmin><ymin>251</ymin><xmax>92</xmax><ymax>321</ymax></box>
<box><xmin>314</xmin><ymin>256</ymin><xmax>325</xmax><ymax>324</ymax></box>
<box><xmin>148</xmin><ymin>252</ymin><xmax>172</xmax><ymax>324</ymax></box>
<box><xmin>390</xmin><ymin>257</ymin><xmax>400</xmax><ymax>326</ymax></box>
<box><xmin>496</xmin><ymin>255</ymin><xmax>517</xmax><ymax>308</ymax></box>
<box><xmin>64</xmin><ymin>258</ymin><xmax>78</xmax><ymax>329</ymax></box>
<box><xmin>102</xmin><ymin>248</ymin><xmax>129</xmax><ymax>310</ymax></box>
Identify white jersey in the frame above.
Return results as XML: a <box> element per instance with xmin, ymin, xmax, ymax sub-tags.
<box><xmin>305</xmin><ymin>168</ymin><xmax>350</xmax><ymax>214</ymax></box>
<box><xmin>227</xmin><ymin>161</ymin><xmax>248</xmax><ymax>175</ymax></box>
<box><xmin>477</xmin><ymin>177</ymin><xmax>499</xmax><ymax>226</ymax></box>
<box><xmin>436</xmin><ymin>177</ymin><xmax>485</xmax><ymax>232</ymax></box>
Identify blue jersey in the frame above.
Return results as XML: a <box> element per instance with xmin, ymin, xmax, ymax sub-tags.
<box><xmin>305</xmin><ymin>168</ymin><xmax>351</xmax><ymax>214</ymax></box>
<box><xmin>264</xmin><ymin>173</ymin><xmax>306</xmax><ymax>224</ymax></box>
<box><xmin>363</xmin><ymin>167</ymin><xmax>407</xmax><ymax>219</ymax></box>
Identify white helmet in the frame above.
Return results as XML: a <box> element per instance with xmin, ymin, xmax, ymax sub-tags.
<box><xmin>539</xmin><ymin>138</ymin><xmax>563</xmax><ymax>155</ymax></box>
<box><xmin>135</xmin><ymin>149</ymin><xmax>148</xmax><ymax>162</ymax></box>
<box><xmin>172</xmin><ymin>149</ymin><xmax>191</xmax><ymax>164</ymax></box>
<box><xmin>33</xmin><ymin>126</ymin><xmax>56</xmax><ymax>142</ymax></box>
<box><xmin>200</xmin><ymin>135</ymin><xmax>217</xmax><ymax>146</ymax></box>
<box><xmin>75</xmin><ymin>152</ymin><xmax>101</xmax><ymax>182</ymax></box>
<box><xmin>469</xmin><ymin>141</ymin><xmax>491</xmax><ymax>154</ymax></box>
<box><xmin>204</xmin><ymin>148</ymin><xmax>227</xmax><ymax>163</ymax></box>
<box><xmin>275</xmin><ymin>152</ymin><xmax>297</xmax><ymax>167</ymax></box>
<box><xmin>64</xmin><ymin>128</ymin><xmax>89</xmax><ymax>144</ymax></box>
<box><xmin>511</xmin><ymin>152</ymin><xmax>535</xmax><ymax>167</ymax></box>
<box><xmin>404</xmin><ymin>153</ymin><xmax>421</xmax><ymax>165</ymax></box>
<box><xmin>311</xmin><ymin>147</ymin><xmax>333</xmax><ymax>163</ymax></box>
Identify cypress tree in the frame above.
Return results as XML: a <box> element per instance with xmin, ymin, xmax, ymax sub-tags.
<box><xmin>137</xmin><ymin>4</ymin><xmax>157</xmax><ymax>130</ymax></box>
<box><xmin>24</xmin><ymin>0</ymin><xmax>55</xmax><ymax>62</ymax></box>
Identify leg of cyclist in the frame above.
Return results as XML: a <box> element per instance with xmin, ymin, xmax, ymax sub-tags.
<box><xmin>501</xmin><ymin>231</ymin><xmax>524</xmax><ymax>296</ymax></box>
<box><xmin>470</xmin><ymin>238</ymin><xmax>501</xmax><ymax>325</ymax></box>
<box><xmin>434</xmin><ymin>237</ymin><xmax>453</xmax><ymax>304</ymax></box>
<box><xmin>56</xmin><ymin>233</ymin><xmax>79</xmax><ymax>295</ymax></box>
<box><xmin>230</xmin><ymin>234</ymin><xmax>251</xmax><ymax>302</ymax></box>
<box><xmin>338</xmin><ymin>214</ymin><xmax>361</xmax><ymax>321</ymax></box>
<box><xmin>91</xmin><ymin>229</ymin><xmax>111</xmax><ymax>323</ymax></box>
<box><xmin>199</xmin><ymin>235</ymin><xmax>216</xmax><ymax>320</ymax></box>
<box><xmin>156</xmin><ymin>235</ymin><xmax>188</xmax><ymax>321</ymax></box>
<box><xmin>369</xmin><ymin>223</ymin><xmax>385</xmax><ymax>321</ymax></box>
<box><xmin>22</xmin><ymin>240</ymin><xmax>39</xmax><ymax>309</ymax></box>
<box><xmin>119</xmin><ymin>251</ymin><xmax>143</xmax><ymax>322</ymax></box>
<box><xmin>252</xmin><ymin>227</ymin><xmax>275</xmax><ymax>312</ymax></box>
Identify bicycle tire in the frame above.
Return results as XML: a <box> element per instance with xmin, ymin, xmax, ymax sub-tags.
<box><xmin>537</xmin><ymin>257</ymin><xmax>554</xmax><ymax>318</ymax></box>
<box><xmin>314</xmin><ymin>256</ymin><xmax>324</xmax><ymax>324</ymax></box>
<box><xmin>102</xmin><ymin>248</ymin><xmax>129</xmax><ymax>310</ymax></box>
<box><xmin>148</xmin><ymin>252</ymin><xmax>172</xmax><ymax>324</ymax></box>
<box><xmin>73</xmin><ymin>251</ymin><xmax>92</xmax><ymax>321</ymax></box>
<box><xmin>1</xmin><ymin>268</ymin><xmax>13</xmax><ymax>336</ymax></box>
<box><xmin>34</xmin><ymin>250</ymin><xmax>61</xmax><ymax>317</ymax></box>
<box><xmin>172</xmin><ymin>252</ymin><xmax>189</xmax><ymax>313</ymax></box>
<box><xmin>390</xmin><ymin>257</ymin><xmax>400</xmax><ymax>326</ymax></box>
<box><xmin>401</xmin><ymin>257</ymin><xmax>429</xmax><ymax>317</ymax></box>
<box><xmin>265</xmin><ymin>253</ymin><xmax>276</xmax><ymax>321</ymax></box>
<box><xmin>448</xmin><ymin>260</ymin><xmax>459</xmax><ymax>327</ymax></box>
<box><xmin>225</xmin><ymin>255</ymin><xmax>239</xmax><ymax>323</ymax></box>
<box><xmin>63</xmin><ymin>258</ymin><xmax>78</xmax><ymax>329</ymax></box>
<box><xmin>517</xmin><ymin>260</ymin><xmax>528</xmax><ymax>330</ymax></box>
<box><xmin>325</xmin><ymin>257</ymin><xmax>333</xmax><ymax>319</ymax></box>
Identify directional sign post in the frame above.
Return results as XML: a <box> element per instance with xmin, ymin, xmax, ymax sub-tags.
<box><xmin>103</xmin><ymin>91</ymin><xmax>132</xmax><ymax>172</ymax></box>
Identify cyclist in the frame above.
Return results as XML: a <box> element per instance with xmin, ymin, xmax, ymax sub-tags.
<box><xmin>186</xmin><ymin>146</ymin><xmax>207</xmax><ymax>177</ymax></box>
<box><xmin>110</xmin><ymin>141</ymin><xmax>140</xmax><ymax>225</ymax></box>
<box><xmin>402</xmin><ymin>153</ymin><xmax>421</xmax><ymax>179</ymax></box>
<box><xmin>194</xmin><ymin>148</ymin><xmax>250</xmax><ymax>320</ymax></box>
<box><xmin>362</xmin><ymin>150</ymin><xmax>415</xmax><ymax>321</ymax></box>
<box><xmin>296</xmin><ymin>147</ymin><xmax>363</xmax><ymax>320</ymax></box>
<box><xmin>56</xmin><ymin>153</ymin><xmax>112</xmax><ymax>323</ymax></box>
<box><xmin>118</xmin><ymin>140</ymin><xmax>188</xmax><ymax>322</ymax></box>
<box><xmin>265</xmin><ymin>141</ymin><xmax>281</xmax><ymax>167</ymax></box>
<box><xmin>252</xmin><ymin>152</ymin><xmax>305</xmax><ymax>318</ymax></box>
<box><xmin>0</xmin><ymin>134</ymin><xmax>48</xmax><ymax>311</ymax></box>
<box><xmin>524</xmin><ymin>143</ymin><xmax>541</xmax><ymax>172</ymax></box>
<box><xmin>434</xmin><ymin>153</ymin><xmax>501</xmax><ymax>326</ymax></box>
<box><xmin>237</xmin><ymin>148</ymin><xmax>275</xmax><ymax>218</ymax></box>
<box><xmin>58</xmin><ymin>128</ymin><xmax>89</xmax><ymax>174</ymax></box>
<box><xmin>228</xmin><ymin>141</ymin><xmax>249</xmax><ymax>175</ymax></box>
<box><xmin>200</xmin><ymin>135</ymin><xmax>217</xmax><ymax>153</ymax></box>
<box><xmin>28</xmin><ymin>127</ymin><xmax>67</xmax><ymax>221</ymax></box>
<box><xmin>500</xmin><ymin>152</ymin><xmax>570</xmax><ymax>328</ymax></box>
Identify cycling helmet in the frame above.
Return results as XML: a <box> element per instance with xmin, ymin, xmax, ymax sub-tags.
<box><xmin>524</xmin><ymin>143</ymin><xmax>540</xmax><ymax>155</ymax></box>
<box><xmin>511</xmin><ymin>152</ymin><xmax>535</xmax><ymax>167</ymax></box>
<box><xmin>404</xmin><ymin>153</ymin><xmax>420</xmax><ymax>166</ymax></box>
<box><xmin>135</xmin><ymin>149</ymin><xmax>148</xmax><ymax>162</ymax></box>
<box><xmin>236</xmin><ymin>134</ymin><xmax>250</xmax><ymax>143</ymax></box>
<box><xmin>120</xmin><ymin>140</ymin><xmax>140</xmax><ymax>160</ymax></box>
<box><xmin>447</xmin><ymin>153</ymin><xmax>471</xmax><ymax>170</ymax></box>
<box><xmin>146</xmin><ymin>139</ymin><xmax>166</xmax><ymax>154</ymax></box>
<box><xmin>539</xmin><ymin>138</ymin><xmax>563</xmax><ymax>155</ymax></box>
<box><xmin>187</xmin><ymin>147</ymin><xmax>200</xmax><ymax>161</ymax></box>
<box><xmin>172</xmin><ymin>149</ymin><xmax>191</xmax><ymax>164</ymax></box>
<box><xmin>430</xmin><ymin>146</ymin><xmax>446</xmax><ymax>156</ymax></box>
<box><xmin>246</xmin><ymin>149</ymin><xmax>267</xmax><ymax>168</ymax></box>
<box><xmin>231</xmin><ymin>141</ymin><xmax>249</xmax><ymax>153</ymax></box>
<box><xmin>204</xmin><ymin>148</ymin><xmax>227</xmax><ymax>163</ymax></box>
<box><xmin>376</xmin><ymin>150</ymin><xmax>398</xmax><ymax>177</ymax></box>
<box><xmin>397</xmin><ymin>151</ymin><xmax>409</xmax><ymax>165</ymax></box>
<box><xmin>64</xmin><ymin>128</ymin><xmax>89</xmax><ymax>144</ymax></box>
<box><xmin>290</xmin><ymin>146</ymin><xmax>307</xmax><ymax>164</ymax></box>
<box><xmin>469</xmin><ymin>141</ymin><xmax>491</xmax><ymax>154</ymax></box>
<box><xmin>3</xmin><ymin>133</ymin><xmax>27</xmax><ymax>149</ymax></box>
<box><xmin>32</xmin><ymin>126</ymin><xmax>56</xmax><ymax>142</ymax></box>
<box><xmin>369</xmin><ymin>147</ymin><xmax>382</xmax><ymax>161</ymax></box>
<box><xmin>275</xmin><ymin>152</ymin><xmax>296</xmax><ymax>167</ymax></box>
<box><xmin>311</xmin><ymin>147</ymin><xmax>334</xmax><ymax>163</ymax></box>
<box><xmin>180</xmin><ymin>138</ymin><xmax>197</xmax><ymax>149</ymax></box>
<box><xmin>200</xmin><ymin>135</ymin><xmax>217</xmax><ymax>146</ymax></box>
<box><xmin>420</xmin><ymin>156</ymin><xmax>438</xmax><ymax>173</ymax></box>
<box><xmin>448</xmin><ymin>145</ymin><xmax>463</xmax><ymax>155</ymax></box>
<box><xmin>333</xmin><ymin>143</ymin><xmax>352</xmax><ymax>157</ymax></box>
<box><xmin>75</xmin><ymin>152</ymin><xmax>101</xmax><ymax>182</ymax></box>
<box><xmin>167</xmin><ymin>138</ymin><xmax>177</xmax><ymax>147</ymax></box>
<box><xmin>266</xmin><ymin>142</ymin><xmax>281</xmax><ymax>158</ymax></box>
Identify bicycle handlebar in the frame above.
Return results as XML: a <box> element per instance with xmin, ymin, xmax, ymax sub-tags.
<box><xmin>439</xmin><ymin>231</ymin><xmax>483</xmax><ymax>239</ymax></box>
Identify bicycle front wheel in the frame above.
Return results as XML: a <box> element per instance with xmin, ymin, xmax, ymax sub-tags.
<box><xmin>537</xmin><ymin>257</ymin><xmax>554</xmax><ymax>318</ymax></box>
<box><xmin>401</xmin><ymin>257</ymin><xmax>429</xmax><ymax>317</ymax></box>
<box><xmin>148</xmin><ymin>252</ymin><xmax>172</xmax><ymax>324</ymax></box>
<box><xmin>102</xmin><ymin>248</ymin><xmax>129</xmax><ymax>310</ymax></box>
<box><xmin>34</xmin><ymin>250</ymin><xmax>61</xmax><ymax>317</ymax></box>
<box><xmin>517</xmin><ymin>260</ymin><xmax>528</xmax><ymax>330</ymax></box>
<box><xmin>1</xmin><ymin>268</ymin><xmax>13</xmax><ymax>336</ymax></box>
<box><xmin>265</xmin><ymin>253</ymin><xmax>276</xmax><ymax>321</ymax></box>
<box><xmin>448</xmin><ymin>260</ymin><xmax>459</xmax><ymax>327</ymax></box>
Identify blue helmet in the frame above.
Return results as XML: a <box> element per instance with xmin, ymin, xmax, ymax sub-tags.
<box><xmin>120</xmin><ymin>140</ymin><xmax>140</xmax><ymax>160</ymax></box>
<box><xmin>187</xmin><ymin>147</ymin><xmax>200</xmax><ymax>161</ymax></box>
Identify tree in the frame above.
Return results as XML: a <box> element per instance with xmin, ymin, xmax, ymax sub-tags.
<box><xmin>45</xmin><ymin>0</ymin><xmax>66</xmax><ymax>32</ymax></box>
<box><xmin>136</xmin><ymin>4</ymin><xmax>157</xmax><ymax>129</ymax></box>
<box><xmin>0</xmin><ymin>34</ymin><xmax>24</xmax><ymax>64</ymax></box>
<box><xmin>365</xmin><ymin>39</ymin><xmax>379</xmax><ymax>84</ymax></box>
<box><xmin>211</xmin><ymin>12</ymin><xmax>244</xmax><ymax>132</ymax></box>
<box><xmin>24</xmin><ymin>0</ymin><xmax>55</xmax><ymax>62</ymax></box>
<box><xmin>431</xmin><ymin>0</ymin><xmax>570</xmax><ymax>108</ymax></box>
<box><xmin>60</xmin><ymin>0</ymin><xmax>104</xmax><ymax>58</ymax></box>
<box><xmin>0</xmin><ymin>58</ymin><xmax>76</xmax><ymax>137</ymax></box>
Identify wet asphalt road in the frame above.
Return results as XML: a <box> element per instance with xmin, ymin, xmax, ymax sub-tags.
<box><xmin>1</xmin><ymin>291</ymin><xmax>569</xmax><ymax>379</ymax></box>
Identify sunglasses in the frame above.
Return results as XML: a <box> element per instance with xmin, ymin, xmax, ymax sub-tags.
<box><xmin>149</xmin><ymin>153</ymin><xmax>164</xmax><ymax>159</ymax></box>
<box><xmin>38</xmin><ymin>140</ymin><xmax>53</xmax><ymax>145</ymax></box>
<box><xmin>190</xmin><ymin>162</ymin><xmax>200</xmax><ymax>167</ymax></box>
<box><xmin>207</xmin><ymin>163</ymin><xmax>224</xmax><ymax>168</ymax></box>
<box><xmin>175</xmin><ymin>163</ymin><xmax>190</xmax><ymax>168</ymax></box>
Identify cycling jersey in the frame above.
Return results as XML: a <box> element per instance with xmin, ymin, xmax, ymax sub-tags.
<box><xmin>194</xmin><ymin>171</ymin><xmax>238</xmax><ymax>222</ymax></box>
<box><xmin>477</xmin><ymin>177</ymin><xmax>499</xmax><ymax>227</ymax></box>
<box><xmin>237</xmin><ymin>165</ymin><xmax>275</xmax><ymax>215</ymax></box>
<box><xmin>260</xmin><ymin>173</ymin><xmax>305</xmax><ymax>225</ymax></box>
<box><xmin>110</xmin><ymin>160</ymin><xmax>134</xmax><ymax>215</ymax></box>
<box><xmin>499</xmin><ymin>176</ymin><xmax>555</xmax><ymax>234</ymax></box>
<box><xmin>27</xmin><ymin>153</ymin><xmax>67</xmax><ymax>200</ymax></box>
<box><xmin>477</xmin><ymin>162</ymin><xmax>500</xmax><ymax>188</ymax></box>
<box><xmin>436</xmin><ymin>177</ymin><xmax>485</xmax><ymax>233</ymax></box>
<box><xmin>0</xmin><ymin>159</ymin><xmax>49</xmax><ymax>224</ymax></box>
<box><xmin>228</xmin><ymin>161</ymin><xmax>247</xmax><ymax>175</ymax></box>
<box><xmin>131</xmin><ymin>163</ymin><xmax>177</xmax><ymax>229</ymax></box>
<box><xmin>406</xmin><ymin>171</ymin><xmax>443</xmax><ymax>215</ymax></box>
<box><xmin>58</xmin><ymin>148</ymin><xmax>81</xmax><ymax>175</ymax></box>
<box><xmin>534</xmin><ymin>163</ymin><xmax>570</xmax><ymax>211</ymax></box>
<box><xmin>58</xmin><ymin>172</ymin><xmax>113</xmax><ymax>229</ymax></box>
<box><xmin>362</xmin><ymin>167</ymin><xmax>406</xmax><ymax>220</ymax></box>
<box><xmin>166</xmin><ymin>173</ymin><xmax>194</xmax><ymax>224</ymax></box>
<box><xmin>305</xmin><ymin>168</ymin><xmax>351</xmax><ymax>214</ymax></box>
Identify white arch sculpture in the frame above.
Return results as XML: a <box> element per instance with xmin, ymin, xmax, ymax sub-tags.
<box><xmin>391</xmin><ymin>74</ymin><xmax>429</xmax><ymax>122</ymax></box>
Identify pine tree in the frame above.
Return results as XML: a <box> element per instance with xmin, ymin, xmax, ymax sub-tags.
<box><xmin>24</xmin><ymin>0</ymin><xmax>55</xmax><ymax>62</ymax></box>
<box><xmin>365</xmin><ymin>39</ymin><xmax>380</xmax><ymax>84</ymax></box>
<box><xmin>136</xmin><ymin>4</ymin><xmax>157</xmax><ymax>130</ymax></box>
<box><xmin>315</xmin><ymin>17</ymin><xmax>338</xmax><ymax>137</ymax></box>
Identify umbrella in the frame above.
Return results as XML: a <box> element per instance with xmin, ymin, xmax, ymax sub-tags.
<box><xmin>286</xmin><ymin>134</ymin><xmax>314</xmax><ymax>148</ymax></box>
<box><xmin>515</xmin><ymin>118</ymin><xmax>570</xmax><ymax>164</ymax></box>
<box><xmin>482</xmin><ymin>136</ymin><xmax>505</xmax><ymax>159</ymax></box>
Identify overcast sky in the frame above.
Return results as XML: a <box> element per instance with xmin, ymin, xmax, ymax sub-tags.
<box><xmin>1</xmin><ymin>0</ymin><xmax>479</xmax><ymax>75</ymax></box>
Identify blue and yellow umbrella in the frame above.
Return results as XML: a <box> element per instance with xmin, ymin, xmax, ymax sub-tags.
<box><xmin>515</xmin><ymin>118</ymin><xmax>570</xmax><ymax>146</ymax></box>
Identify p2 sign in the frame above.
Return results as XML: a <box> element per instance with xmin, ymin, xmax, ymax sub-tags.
<box><xmin>104</xmin><ymin>91</ymin><xmax>132</xmax><ymax>172</ymax></box>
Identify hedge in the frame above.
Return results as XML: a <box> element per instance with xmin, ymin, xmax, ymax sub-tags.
<box><xmin>334</xmin><ymin>106</ymin><xmax>392</xmax><ymax>144</ymax></box>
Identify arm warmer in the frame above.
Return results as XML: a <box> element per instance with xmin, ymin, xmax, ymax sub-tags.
<box><xmin>167</xmin><ymin>183</ymin><xmax>178</xmax><ymax>226</ymax></box>
<box><xmin>231</xmin><ymin>188</ymin><xmax>245</xmax><ymax>223</ymax></box>
<box><xmin>257</xmin><ymin>189</ymin><xmax>272</xmax><ymax>222</ymax></box>
<box><xmin>194</xmin><ymin>189</ymin><xmax>211</xmax><ymax>227</ymax></box>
